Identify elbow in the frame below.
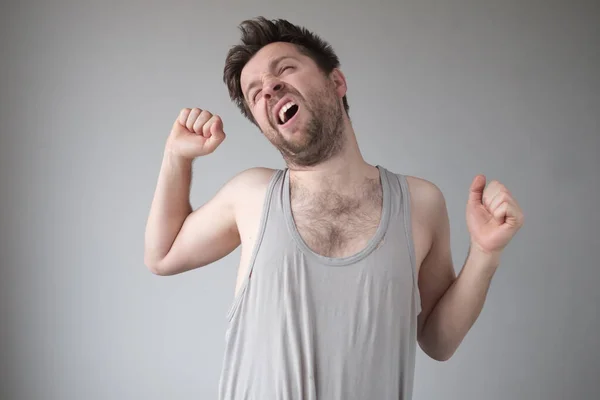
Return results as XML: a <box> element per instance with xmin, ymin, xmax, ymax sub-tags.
<box><xmin>144</xmin><ymin>254</ymin><xmax>170</xmax><ymax>276</ymax></box>
<box><xmin>147</xmin><ymin>265</ymin><xmax>167</xmax><ymax>276</ymax></box>
<box><xmin>144</xmin><ymin>252</ymin><xmax>188</xmax><ymax>276</ymax></box>
<box><xmin>421</xmin><ymin>343</ymin><xmax>455</xmax><ymax>362</ymax></box>
<box><xmin>418</xmin><ymin>336</ymin><xmax>457</xmax><ymax>362</ymax></box>
<box><xmin>145</xmin><ymin>261</ymin><xmax>164</xmax><ymax>276</ymax></box>
<box><xmin>427</xmin><ymin>349</ymin><xmax>455</xmax><ymax>362</ymax></box>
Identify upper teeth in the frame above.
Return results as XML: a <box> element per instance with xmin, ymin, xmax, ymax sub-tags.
<box><xmin>279</xmin><ymin>101</ymin><xmax>296</xmax><ymax>123</ymax></box>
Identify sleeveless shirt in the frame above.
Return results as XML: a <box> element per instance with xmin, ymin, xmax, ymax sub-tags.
<box><xmin>218</xmin><ymin>165</ymin><xmax>422</xmax><ymax>400</ymax></box>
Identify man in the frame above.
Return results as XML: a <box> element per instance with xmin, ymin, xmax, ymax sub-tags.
<box><xmin>144</xmin><ymin>17</ymin><xmax>524</xmax><ymax>400</ymax></box>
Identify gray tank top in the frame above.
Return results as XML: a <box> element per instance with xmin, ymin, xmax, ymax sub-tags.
<box><xmin>219</xmin><ymin>165</ymin><xmax>421</xmax><ymax>400</ymax></box>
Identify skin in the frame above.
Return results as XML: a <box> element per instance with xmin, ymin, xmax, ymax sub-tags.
<box><xmin>144</xmin><ymin>42</ymin><xmax>524</xmax><ymax>362</ymax></box>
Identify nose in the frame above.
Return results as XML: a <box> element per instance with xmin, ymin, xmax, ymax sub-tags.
<box><xmin>262</xmin><ymin>77</ymin><xmax>283</xmax><ymax>100</ymax></box>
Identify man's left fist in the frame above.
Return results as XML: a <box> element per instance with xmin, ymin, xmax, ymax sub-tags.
<box><xmin>466</xmin><ymin>175</ymin><xmax>524</xmax><ymax>256</ymax></box>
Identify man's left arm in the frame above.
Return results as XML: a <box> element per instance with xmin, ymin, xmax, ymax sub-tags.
<box><xmin>415</xmin><ymin>175</ymin><xmax>524</xmax><ymax>361</ymax></box>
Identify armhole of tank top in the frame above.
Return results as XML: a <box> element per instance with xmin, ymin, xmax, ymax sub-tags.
<box><xmin>226</xmin><ymin>169</ymin><xmax>283</xmax><ymax>321</ymax></box>
<box><xmin>397</xmin><ymin>174</ymin><xmax>422</xmax><ymax>315</ymax></box>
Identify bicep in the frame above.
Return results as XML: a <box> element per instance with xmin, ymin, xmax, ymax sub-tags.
<box><xmin>159</xmin><ymin>189</ymin><xmax>241</xmax><ymax>275</ymax></box>
<box><xmin>154</xmin><ymin>173</ymin><xmax>244</xmax><ymax>276</ymax></box>
<box><xmin>155</xmin><ymin>167</ymin><xmax>275</xmax><ymax>276</ymax></box>
<box><xmin>415</xmin><ymin>184</ymin><xmax>456</xmax><ymax>338</ymax></box>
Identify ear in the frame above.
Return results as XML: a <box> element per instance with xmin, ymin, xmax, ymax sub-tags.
<box><xmin>330</xmin><ymin>68</ymin><xmax>347</xmax><ymax>98</ymax></box>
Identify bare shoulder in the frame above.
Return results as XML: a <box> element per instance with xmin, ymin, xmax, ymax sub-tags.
<box><xmin>403</xmin><ymin>176</ymin><xmax>450</xmax><ymax>269</ymax></box>
<box><xmin>228</xmin><ymin>168</ymin><xmax>279</xmax><ymax>260</ymax></box>
<box><xmin>204</xmin><ymin>167</ymin><xmax>277</xmax><ymax>217</ymax></box>
<box><xmin>405</xmin><ymin>176</ymin><xmax>446</xmax><ymax>211</ymax></box>
<box><xmin>225</xmin><ymin>167</ymin><xmax>278</xmax><ymax>215</ymax></box>
<box><xmin>229</xmin><ymin>167</ymin><xmax>278</xmax><ymax>191</ymax></box>
<box><xmin>225</xmin><ymin>167</ymin><xmax>278</xmax><ymax>201</ymax></box>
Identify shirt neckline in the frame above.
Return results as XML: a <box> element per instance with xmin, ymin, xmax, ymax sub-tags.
<box><xmin>282</xmin><ymin>165</ymin><xmax>391</xmax><ymax>266</ymax></box>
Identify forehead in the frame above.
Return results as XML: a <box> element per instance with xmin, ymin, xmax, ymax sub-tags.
<box><xmin>240</xmin><ymin>42</ymin><xmax>311</xmax><ymax>87</ymax></box>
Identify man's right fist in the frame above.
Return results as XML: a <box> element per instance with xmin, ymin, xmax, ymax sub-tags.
<box><xmin>166</xmin><ymin>108</ymin><xmax>226</xmax><ymax>159</ymax></box>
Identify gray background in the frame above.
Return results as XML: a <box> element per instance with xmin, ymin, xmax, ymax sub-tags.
<box><xmin>1</xmin><ymin>0</ymin><xmax>598</xmax><ymax>399</ymax></box>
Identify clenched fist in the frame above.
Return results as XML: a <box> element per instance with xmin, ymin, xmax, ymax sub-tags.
<box><xmin>166</xmin><ymin>108</ymin><xmax>226</xmax><ymax>160</ymax></box>
<box><xmin>466</xmin><ymin>175</ymin><xmax>524</xmax><ymax>257</ymax></box>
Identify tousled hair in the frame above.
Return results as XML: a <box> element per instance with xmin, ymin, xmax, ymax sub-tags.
<box><xmin>223</xmin><ymin>17</ymin><xmax>349</xmax><ymax>123</ymax></box>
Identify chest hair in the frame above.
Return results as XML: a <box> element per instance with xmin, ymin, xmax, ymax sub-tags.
<box><xmin>290</xmin><ymin>176</ymin><xmax>383</xmax><ymax>258</ymax></box>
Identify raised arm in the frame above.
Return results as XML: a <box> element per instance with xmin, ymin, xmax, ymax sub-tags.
<box><xmin>144</xmin><ymin>107</ymin><xmax>238</xmax><ymax>276</ymax></box>
<box><xmin>414</xmin><ymin>176</ymin><xmax>524</xmax><ymax>361</ymax></box>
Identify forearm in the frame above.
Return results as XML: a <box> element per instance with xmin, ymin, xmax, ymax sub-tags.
<box><xmin>421</xmin><ymin>247</ymin><xmax>500</xmax><ymax>361</ymax></box>
<box><xmin>144</xmin><ymin>150</ymin><xmax>194</xmax><ymax>267</ymax></box>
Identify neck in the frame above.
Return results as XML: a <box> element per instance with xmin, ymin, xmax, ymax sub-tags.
<box><xmin>287</xmin><ymin>118</ymin><xmax>378</xmax><ymax>192</ymax></box>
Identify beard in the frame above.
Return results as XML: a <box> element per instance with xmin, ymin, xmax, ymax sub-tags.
<box><xmin>263</xmin><ymin>82</ymin><xmax>345</xmax><ymax>168</ymax></box>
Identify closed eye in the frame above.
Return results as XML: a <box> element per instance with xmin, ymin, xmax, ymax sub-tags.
<box><xmin>252</xmin><ymin>90</ymin><xmax>262</xmax><ymax>104</ymax></box>
<box><xmin>279</xmin><ymin>65</ymin><xmax>293</xmax><ymax>74</ymax></box>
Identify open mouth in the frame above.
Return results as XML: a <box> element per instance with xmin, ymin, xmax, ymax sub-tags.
<box><xmin>277</xmin><ymin>101</ymin><xmax>299</xmax><ymax>125</ymax></box>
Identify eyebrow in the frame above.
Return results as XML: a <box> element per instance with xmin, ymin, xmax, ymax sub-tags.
<box><xmin>244</xmin><ymin>55</ymin><xmax>297</xmax><ymax>100</ymax></box>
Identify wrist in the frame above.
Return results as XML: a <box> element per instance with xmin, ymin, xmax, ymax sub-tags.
<box><xmin>163</xmin><ymin>147</ymin><xmax>194</xmax><ymax>168</ymax></box>
<box><xmin>468</xmin><ymin>242</ymin><xmax>501</xmax><ymax>270</ymax></box>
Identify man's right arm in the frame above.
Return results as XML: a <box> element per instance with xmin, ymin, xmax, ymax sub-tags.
<box><xmin>143</xmin><ymin>107</ymin><xmax>237</xmax><ymax>276</ymax></box>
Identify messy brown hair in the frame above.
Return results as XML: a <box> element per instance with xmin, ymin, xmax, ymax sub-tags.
<box><xmin>223</xmin><ymin>17</ymin><xmax>349</xmax><ymax>124</ymax></box>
